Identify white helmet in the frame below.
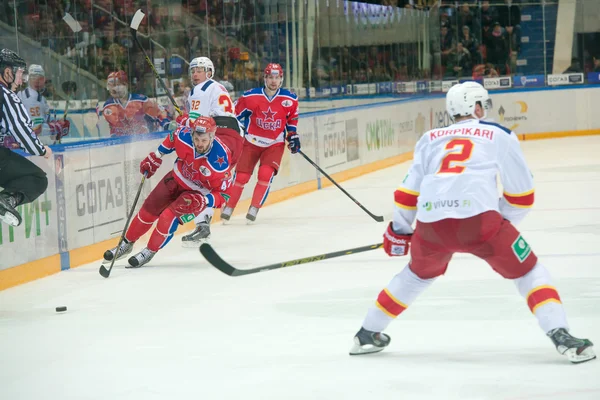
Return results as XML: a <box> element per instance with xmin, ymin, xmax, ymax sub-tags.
<box><xmin>189</xmin><ymin>57</ymin><xmax>214</xmax><ymax>79</ymax></box>
<box><xmin>446</xmin><ymin>81</ymin><xmax>491</xmax><ymax>120</ymax></box>
<box><xmin>28</xmin><ymin>64</ymin><xmax>45</xmax><ymax>77</ymax></box>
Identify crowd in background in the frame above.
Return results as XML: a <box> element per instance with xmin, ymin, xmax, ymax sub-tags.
<box><xmin>1</xmin><ymin>0</ymin><xmax>599</xmax><ymax>140</ymax></box>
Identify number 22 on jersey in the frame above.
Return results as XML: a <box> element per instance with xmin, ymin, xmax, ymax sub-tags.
<box><xmin>437</xmin><ymin>138</ymin><xmax>474</xmax><ymax>174</ymax></box>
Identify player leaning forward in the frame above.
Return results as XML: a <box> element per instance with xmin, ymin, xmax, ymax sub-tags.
<box><xmin>102</xmin><ymin>113</ymin><xmax>243</xmax><ymax>267</ymax></box>
<box><xmin>349</xmin><ymin>82</ymin><xmax>595</xmax><ymax>364</ymax></box>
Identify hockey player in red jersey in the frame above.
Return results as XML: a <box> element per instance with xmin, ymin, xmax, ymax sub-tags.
<box><xmin>102</xmin><ymin>115</ymin><xmax>243</xmax><ymax>268</ymax></box>
<box><xmin>349</xmin><ymin>82</ymin><xmax>595</xmax><ymax>364</ymax></box>
<box><xmin>99</xmin><ymin>70</ymin><xmax>170</xmax><ymax>137</ymax></box>
<box><xmin>219</xmin><ymin>63</ymin><xmax>300</xmax><ymax>223</ymax></box>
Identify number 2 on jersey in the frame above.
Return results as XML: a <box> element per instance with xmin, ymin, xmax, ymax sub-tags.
<box><xmin>438</xmin><ymin>138</ymin><xmax>474</xmax><ymax>174</ymax></box>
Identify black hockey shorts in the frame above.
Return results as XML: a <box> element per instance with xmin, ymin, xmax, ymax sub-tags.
<box><xmin>0</xmin><ymin>147</ymin><xmax>48</xmax><ymax>204</ymax></box>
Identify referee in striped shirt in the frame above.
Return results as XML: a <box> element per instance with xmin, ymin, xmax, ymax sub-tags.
<box><xmin>0</xmin><ymin>48</ymin><xmax>52</xmax><ymax>227</ymax></box>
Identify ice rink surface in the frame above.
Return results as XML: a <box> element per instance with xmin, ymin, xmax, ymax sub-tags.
<box><xmin>1</xmin><ymin>136</ymin><xmax>599</xmax><ymax>400</ymax></box>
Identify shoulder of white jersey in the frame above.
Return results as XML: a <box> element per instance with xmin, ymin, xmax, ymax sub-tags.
<box><xmin>278</xmin><ymin>88</ymin><xmax>298</xmax><ymax>100</ymax></box>
<box><xmin>478</xmin><ymin>120</ymin><xmax>512</xmax><ymax>135</ymax></box>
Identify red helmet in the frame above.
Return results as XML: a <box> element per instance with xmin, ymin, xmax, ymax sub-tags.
<box><xmin>264</xmin><ymin>63</ymin><xmax>283</xmax><ymax>89</ymax></box>
<box><xmin>106</xmin><ymin>70</ymin><xmax>128</xmax><ymax>98</ymax></box>
<box><xmin>264</xmin><ymin>63</ymin><xmax>283</xmax><ymax>78</ymax></box>
<box><xmin>191</xmin><ymin>116</ymin><xmax>217</xmax><ymax>137</ymax></box>
<box><xmin>107</xmin><ymin>70</ymin><xmax>128</xmax><ymax>86</ymax></box>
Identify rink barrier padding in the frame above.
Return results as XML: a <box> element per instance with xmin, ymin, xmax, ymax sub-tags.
<box><xmin>2</xmin><ymin>86</ymin><xmax>600</xmax><ymax>290</ymax></box>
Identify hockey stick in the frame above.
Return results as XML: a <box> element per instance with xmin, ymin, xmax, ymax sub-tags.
<box><xmin>99</xmin><ymin>174</ymin><xmax>147</xmax><ymax>278</ymax></box>
<box><xmin>200</xmin><ymin>242</ymin><xmax>383</xmax><ymax>277</ymax></box>
<box><xmin>298</xmin><ymin>150</ymin><xmax>384</xmax><ymax>222</ymax></box>
<box><xmin>130</xmin><ymin>9</ymin><xmax>182</xmax><ymax>116</ymax></box>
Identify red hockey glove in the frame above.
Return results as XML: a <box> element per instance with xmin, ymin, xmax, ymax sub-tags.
<box><xmin>140</xmin><ymin>152</ymin><xmax>162</xmax><ymax>178</ymax></box>
<box><xmin>48</xmin><ymin>119</ymin><xmax>70</xmax><ymax>142</ymax></box>
<box><xmin>286</xmin><ymin>132</ymin><xmax>301</xmax><ymax>154</ymax></box>
<box><xmin>383</xmin><ymin>222</ymin><xmax>411</xmax><ymax>257</ymax></box>
<box><xmin>176</xmin><ymin>113</ymin><xmax>191</xmax><ymax>128</ymax></box>
<box><xmin>171</xmin><ymin>191</ymin><xmax>207</xmax><ymax>217</ymax></box>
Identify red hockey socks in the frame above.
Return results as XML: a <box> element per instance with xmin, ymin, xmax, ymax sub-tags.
<box><xmin>251</xmin><ymin>165</ymin><xmax>275</xmax><ymax>208</ymax></box>
<box><xmin>125</xmin><ymin>207</ymin><xmax>158</xmax><ymax>243</ymax></box>
<box><xmin>225</xmin><ymin>171</ymin><xmax>251</xmax><ymax>210</ymax></box>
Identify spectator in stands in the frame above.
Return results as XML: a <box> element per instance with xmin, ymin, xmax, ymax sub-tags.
<box><xmin>461</xmin><ymin>25</ymin><xmax>480</xmax><ymax>64</ymax></box>
<box><xmin>480</xmin><ymin>1</ymin><xmax>498</xmax><ymax>29</ymax></box>
<box><xmin>457</xmin><ymin>2</ymin><xmax>479</xmax><ymax>34</ymax></box>
<box><xmin>563</xmin><ymin>58</ymin><xmax>583</xmax><ymax>73</ymax></box>
<box><xmin>486</xmin><ymin>22</ymin><xmax>508</xmax><ymax>75</ymax></box>
<box><xmin>505</xmin><ymin>24</ymin><xmax>521</xmax><ymax>74</ymax></box>
<box><xmin>497</xmin><ymin>0</ymin><xmax>521</xmax><ymax>29</ymax></box>
<box><xmin>594</xmin><ymin>55</ymin><xmax>600</xmax><ymax>73</ymax></box>
<box><xmin>445</xmin><ymin>42</ymin><xmax>472</xmax><ymax>79</ymax></box>
<box><xmin>440</xmin><ymin>22</ymin><xmax>455</xmax><ymax>67</ymax></box>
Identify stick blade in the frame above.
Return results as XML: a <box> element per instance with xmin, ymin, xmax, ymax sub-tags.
<box><xmin>199</xmin><ymin>243</ymin><xmax>237</xmax><ymax>276</ymax></box>
<box><xmin>130</xmin><ymin>9</ymin><xmax>145</xmax><ymax>30</ymax></box>
<box><xmin>99</xmin><ymin>265</ymin><xmax>111</xmax><ymax>278</ymax></box>
<box><xmin>63</xmin><ymin>13</ymin><xmax>82</xmax><ymax>33</ymax></box>
<box><xmin>374</xmin><ymin>215</ymin><xmax>384</xmax><ymax>222</ymax></box>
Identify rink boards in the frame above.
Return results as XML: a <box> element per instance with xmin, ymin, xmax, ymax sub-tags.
<box><xmin>1</xmin><ymin>86</ymin><xmax>600</xmax><ymax>289</ymax></box>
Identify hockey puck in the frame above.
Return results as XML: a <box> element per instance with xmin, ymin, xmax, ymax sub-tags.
<box><xmin>55</xmin><ymin>306</ymin><xmax>67</xmax><ymax>313</ymax></box>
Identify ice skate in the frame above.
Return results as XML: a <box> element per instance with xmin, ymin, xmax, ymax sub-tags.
<box><xmin>349</xmin><ymin>327</ymin><xmax>391</xmax><ymax>356</ymax></box>
<box><xmin>103</xmin><ymin>239</ymin><xmax>134</xmax><ymax>264</ymax></box>
<box><xmin>547</xmin><ymin>328</ymin><xmax>596</xmax><ymax>364</ymax></box>
<box><xmin>221</xmin><ymin>206</ymin><xmax>233</xmax><ymax>223</ymax></box>
<box><xmin>126</xmin><ymin>247</ymin><xmax>156</xmax><ymax>268</ymax></box>
<box><xmin>246</xmin><ymin>206</ymin><xmax>259</xmax><ymax>224</ymax></box>
<box><xmin>181</xmin><ymin>215</ymin><xmax>211</xmax><ymax>247</ymax></box>
<box><xmin>0</xmin><ymin>192</ymin><xmax>22</xmax><ymax>227</ymax></box>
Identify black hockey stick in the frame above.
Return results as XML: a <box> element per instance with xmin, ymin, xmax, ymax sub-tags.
<box><xmin>298</xmin><ymin>150</ymin><xmax>384</xmax><ymax>222</ymax></box>
<box><xmin>99</xmin><ymin>175</ymin><xmax>146</xmax><ymax>278</ymax></box>
<box><xmin>130</xmin><ymin>9</ymin><xmax>182</xmax><ymax>116</ymax></box>
<box><xmin>200</xmin><ymin>242</ymin><xmax>383</xmax><ymax>277</ymax></box>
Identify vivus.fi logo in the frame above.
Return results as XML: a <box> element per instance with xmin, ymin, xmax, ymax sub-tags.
<box><xmin>423</xmin><ymin>199</ymin><xmax>471</xmax><ymax>211</ymax></box>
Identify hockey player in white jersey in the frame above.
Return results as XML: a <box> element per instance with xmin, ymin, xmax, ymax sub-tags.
<box><xmin>174</xmin><ymin>57</ymin><xmax>240</xmax><ymax>246</ymax></box>
<box><xmin>349</xmin><ymin>82</ymin><xmax>595</xmax><ymax>364</ymax></box>
<box><xmin>17</xmin><ymin>65</ymin><xmax>69</xmax><ymax>145</ymax></box>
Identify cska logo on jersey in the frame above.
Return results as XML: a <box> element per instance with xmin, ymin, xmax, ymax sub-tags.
<box><xmin>181</xmin><ymin>160</ymin><xmax>203</xmax><ymax>185</ymax></box>
<box><xmin>256</xmin><ymin>106</ymin><xmax>282</xmax><ymax>131</ymax></box>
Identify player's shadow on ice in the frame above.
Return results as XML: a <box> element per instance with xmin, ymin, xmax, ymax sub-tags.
<box><xmin>362</xmin><ymin>349</ymin><xmax>566</xmax><ymax>366</ymax></box>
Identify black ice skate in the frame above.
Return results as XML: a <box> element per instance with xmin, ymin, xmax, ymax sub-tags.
<box><xmin>547</xmin><ymin>328</ymin><xmax>596</xmax><ymax>364</ymax></box>
<box><xmin>221</xmin><ymin>206</ymin><xmax>233</xmax><ymax>222</ymax></box>
<box><xmin>246</xmin><ymin>206</ymin><xmax>259</xmax><ymax>223</ymax></box>
<box><xmin>181</xmin><ymin>215</ymin><xmax>211</xmax><ymax>247</ymax></box>
<box><xmin>0</xmin><ymin>192</ymin><xmax>22</xmax><ymax>227</ymax></box>
<box><xmin>103</xmin><ymin>240</ymin><xmax>134</xmax><ymax>264</ymax></box>
<box><xmin>349</xmin><ymin>327</ymin><xmax>391</xmax><ymax>356</ymax></box>
<box><xmin>127</xmin><ymin>247</ymin><xmax>156</xmax><ymax>268</ymax></box>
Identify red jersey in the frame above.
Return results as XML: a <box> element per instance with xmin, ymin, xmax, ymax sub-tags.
<box><xmin>100</xmin><ymin>93</ymin><xmax>169</xmax><ymax>136</ymax></box>
<box><xmin>235</xmin><ymin>87</ymin><xmax>299</xmax><ymax>147</ymax></box>
<box><xmin>157</xmin><ymin>126</ymin><xmax>243</xmax><ymax>208</ymax></box>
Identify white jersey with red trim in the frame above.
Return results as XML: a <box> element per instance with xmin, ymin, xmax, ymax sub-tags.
<box><xmin>187</xmin><ymin>79</ymin><xmax>235</xmax><ymax>121</ymax></box>
<box><xmin>392</xmin><ymin>119</ymin><xmax>534</xmax><ymax>233</ymax></box>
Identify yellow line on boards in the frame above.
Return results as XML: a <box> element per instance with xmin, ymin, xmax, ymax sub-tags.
<box><xmin>1</xmin><ymin>128</ymin><xmax>599</xmax><ymax>290</ymax></box>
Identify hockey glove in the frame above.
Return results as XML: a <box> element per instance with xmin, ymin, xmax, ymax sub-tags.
<box><xmin>140</xmin><ymin>151</ymin><xmax>162</xmax><ymax>178</ymax></box>
<box><xmin>175</xmin><ymin>113</ymin><xmax>192</xmax><ymax>128</ymax></box>
<box><xmin>286</xmin><ymin>132</ymin><xmax>301</xmax><ymax>154</ymax></box>
<box><xmin>171</xmin><ymin>191</ymin><xmax>207</xmax><ymax>217</ymax></box>
<box><xmin>383</xmin><ymin>222</ymin><xmax>411</xmax><ymax>257</ymax></box>
<box><xmin>48</xmin><ymin>119</ymin><xmax>70</xmax><ymax>142</ymax></box>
